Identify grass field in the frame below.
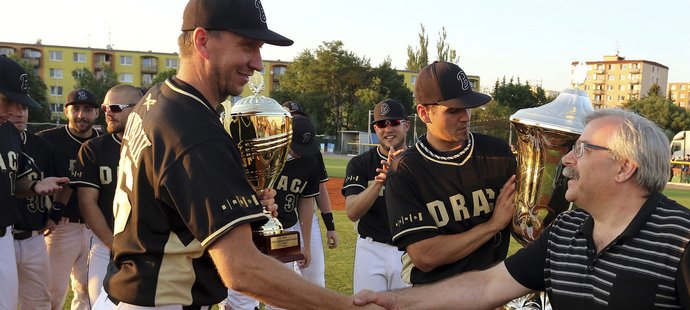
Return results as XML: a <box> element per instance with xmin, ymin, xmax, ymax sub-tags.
<box><xmin>63</xmin><ymin>154</ymin><xmax>690</xmax><ymax>308</ymax></box>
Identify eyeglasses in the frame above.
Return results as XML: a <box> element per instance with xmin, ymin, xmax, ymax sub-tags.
<box><xmin>572</xmin><ymin>140</ymin><xmax>610</xmax><ymax>158</ymax></box>
<box><xmin>374</xmin><ymin>119</ymin><xmax>403</xmax><ymax>128</ymax></box>
<box><xmin>102</xmin><ymin>104</ymin><xmax>136</xmax><ymax>113</ymax></box>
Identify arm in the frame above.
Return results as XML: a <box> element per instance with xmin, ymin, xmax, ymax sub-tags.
<box><xmin>353</xmin><ymin>262</ymin><xmax>531</xmax><ymax>309</ymax></box>
<box><xmin>406</xmin><ymin>175</ymin><xmax>516</xmax><ymax>272</ymax></box>
<box><xmin>346</xmin><ymin>147</ymin><xmax>401</xmax><ymax>221</ymax></box>
<box><xmin>297</xmin><ymin>196</ymin><xmax>315</xmax><ymax>268</ymax></box>
<box><xmin>15</xmin><ymin>176</ymin><xmax>69</xmax><ymax>197</ymax></box>
<box><xmin>209</xmin><ymin>224</ymin><xmax>380</xmax><ymax>310</ymax></box>
<box><xmin>77</xmin><ymin>187</ymin><xmax>113</xmax><ymax>249</ymax></box>
<box><xmin>317</xmin><ymin>182</ymin><xmax>339</xmax><ymax>249</ymax></box>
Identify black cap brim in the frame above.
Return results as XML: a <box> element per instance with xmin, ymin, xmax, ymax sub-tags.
<box><xmin>231</xmin><ymin>28</ymin><xmax>294</xmax><ymax>46</ymax></box>
<box><xmin>1</xmin><ymin>89</ymin><xmax>41</xmax><ymax>109</ymax></box>
<box><xmin>438</xmin><ymin>91</ymin><xmax>492</xmax><ymax>109</ymax></box>
<box><xmin>291</xmin><ymin>141</ymin><xmax>319</xmax><ymax>156</ymax></box>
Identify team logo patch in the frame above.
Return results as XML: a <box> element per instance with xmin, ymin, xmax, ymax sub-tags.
<box><xmin>255</xmin><ymin>0</ymin><xmax>267</xmax><ymax>23</ymax></box>
<box><xmin>302</xmin><ymin>132</ymin><xmax>312</xmax><ymax>143</ymax></box>
<box><xmin>457</xmin><ymin>70</ymin><xmax>470</xmax><ymax>91</ymax></box>
<box><xmin>290</xmin><ymin>102</ymin><xmax>300</xmax><ymax>111</ymax></box>
<box><xmin>380</xmin><ymin>103</ymin><xmax>390</xmax><ymax>116</ymax></box>
<box><xmin>19</xmin><ymin>74</ymin><xmax>29</xmax><ymax>92</ymax></box>
<box><xmin>77</xmin><ymin>90</ymin><xmax>88</xmax><ymax>101</ymax></box>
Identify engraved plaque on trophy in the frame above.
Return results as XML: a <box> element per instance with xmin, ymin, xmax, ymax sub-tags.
<box><xmin>221</xmin><ymin>72</ymin><xmax>304</xmax><ymax>263</ymax></box>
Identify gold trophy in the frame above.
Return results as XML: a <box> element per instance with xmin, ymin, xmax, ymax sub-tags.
<box><xmin>504</xmin><ymin>88</ymin><xmax>594</xmax><ymax>310</ymax></box>
<box><xmin>221</xmin><ymin>72</ymin><xmax>304</xmax><ymax>263</ymax></box>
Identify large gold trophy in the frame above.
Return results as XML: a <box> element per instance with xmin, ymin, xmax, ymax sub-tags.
<box><xmin>221</xmin><ymin>72</ymin><xmax>304</xmax><ymax>263</ymax></box>
<box><xmin>504</xmin><ymin>88</ymin><xmax>594</xmax><ymax>309</ymax></box>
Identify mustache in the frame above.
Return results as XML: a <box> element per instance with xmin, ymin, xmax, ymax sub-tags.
<box><xmin>562</xmin><ymin>166</ymin><xmax>579</xmax><ymax>179</ymax></box>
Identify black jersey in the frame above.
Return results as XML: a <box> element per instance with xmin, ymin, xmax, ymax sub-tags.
<box><xmin>104</xmin><ymin>77</ymin><xmax>267</xmax><ymax>307</ymax></box>
<box><xmin>274</xmin><ymin>155</ymin><xmax>320</xmax><ymax>228</ymax></box>
<box><xmin>36</xmin><ymin>125</ymin><xmax>100</xmax><ymax>219</ymax></box>
<box><xmin>14</xmin><ymin>131</ymin><xmax>55</xmax><ymax>230</ymax></box>
<box><xmin>71</xmin><ymin>134</ymin><xmax>121</xmax><ymax>231</ymax></box>
<box><xmin>342</xmin><ymin>146</ymin><xmax>392</xmax><ymax>243</ymax></box>
<box><xmin>313</xmin><ymin>152</ymin><xmax>328</xmax><ymax>183</ymax></box>
<box><xmin>386</xmin><ymin>133</ymin><xmax>516</xmax><ymax>285</ymax></box>
<box><xmin>1</xmin><ymin>122</ymin><xmax>24</xmax><ymax>227</ymax></box>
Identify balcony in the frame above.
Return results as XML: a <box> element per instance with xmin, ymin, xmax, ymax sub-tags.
<box><xmin>629</xmin><ymin>79</ymin><xmax>640</xmax><ymax>84</ymax></box>
<box><xmin>22</xmin><ymin>57</ymin><xmax>40</xmax><ymax>67</ymax></box>
<box><xmin>141</xmin><ymin>64</ymin><xmax>158</xmax><ymax>74</ymax></box>
<box><xmin>593</xmin><ymin>79</ymin><xmax>605</xmax><ymax>84</ymax></box>
<box><xmin>594</xmin><ymin>69</ymin><xmax>605</xmax><ymax>74</ymax></box>
<box><xmin>628</xmin><ymin>89</ymin><xmax>639</xmax><ymax>95</ymax></box>
<box><xmin>593</xmin><ymin>89</ymin><xmax>604</xmax><ymax>95</ymax></box>
<box><xmin>94</xmin><ymin>61</ymin><xmax>112</xmax><ymax>70</ymax></box>
<box><xmin>629</xmin><ymin>68</ymin><xmax>641</xmax><ymax>74</ymax></box>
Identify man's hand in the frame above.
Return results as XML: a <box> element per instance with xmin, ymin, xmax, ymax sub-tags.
<box><xmin>488</xmin><ymin>175</ymin><xmax>517</xmax><ymax>231</ymax></box>
<box><xmin>298</xmin><ymin>247</ymin><xmax>312</xmax><ymax>269</ymax></box>
<box><xmin>326</xmin><ymin>230</ymin><xmax>339</xmax><ymax>249</ymax></box>
<box><xmin>259</xmin><ymin>188</ymin><xmax>278</xmax><ymax>217</ymax></box>
<box><xmin>33</xmin><ymin>177</ymin><xmax>70</xmax><ymax>196</ymax></box>
<box><xmin>374</xmin><ymin>146</ymin><xmax>403</xmax><ymax>184</ymax></box>
<box><xmin>353</xmin><ymin>289</ymin><xmax>401</xmax><ymax>310</ymax></box>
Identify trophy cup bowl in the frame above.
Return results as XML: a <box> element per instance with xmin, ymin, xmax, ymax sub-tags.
<box><xmin>220</xmin><ymin>73</ymin><xmax>304</xmax><ymax>263</ymax></box>
<box><xmin>503</xmin><ymin>88</ymin><xmax>594</xmax><ymax>310</ymax></box>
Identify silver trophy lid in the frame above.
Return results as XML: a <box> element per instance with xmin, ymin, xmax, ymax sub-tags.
<box><xmin>510</xmin><ymin>88</ymin><xmax>594</xmax><ymax>134</ymax></box>
<box><xmin>230</xmin><ymin>72</ymin><xmax>287</xmax><ymax>115</ymax></box>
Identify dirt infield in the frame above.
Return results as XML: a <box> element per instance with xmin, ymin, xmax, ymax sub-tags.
<box><xmin>326</xmin><ymin>177</ymin><xmax>346</xmax><ymax>210</ymax></box>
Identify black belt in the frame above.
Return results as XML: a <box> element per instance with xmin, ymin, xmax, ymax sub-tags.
<box><xmin>12</xmin><ymin>229</ymin><xmax>39</xmax><ymax>240</ymax></box>
<box><xmin>107</xmin><ymin>295</ymin><xmax>208</xmax><ymax>309</ymax></box>
<box><xmin>64</xmin><ymin>217</ymin><xmax>85</xmax><ymax>224</ymax></box>
<box><xmin>0</xmin><ymin>226</ymin><xmax>7</xmax><ymax>238</ymax></box>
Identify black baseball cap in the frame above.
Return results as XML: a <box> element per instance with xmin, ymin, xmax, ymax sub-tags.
<box><xmin>371</xmin><ymin>99</ymin><xmax>407</xmax><ymax>125</ymax></box>
<box><xmin>181</xmin><ymin>0</ymin><xmax>293</xmax><ymax>47</ymax></box>
<box><xmin>65</xmin><ymin>89</ymin><xmax>98</xmax><ymax>108</ymax></box>
<box><xmin>0</xmin><ymin>55</ymin><xmax>42</xmax><ymax>109</ymax></box>
<box><xmin>282</xmin><ymin>101</ymin><xmax>307</xmax><ymax>116</ymax></box>
<box><xmin>415</xmin><ymin>61</ymin><xmax>491</xmax><ymax>109</ymax></box>
<box><xmin>291</xmin><ymin>115</ymin><xmax>319</xmax><ymax>156</ymax></box>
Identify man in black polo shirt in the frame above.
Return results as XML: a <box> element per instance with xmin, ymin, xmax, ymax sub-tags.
<box><xmin>354</xmin><ymin>108</ymin><xmax>690</xmax><ymax>309</ymax></box>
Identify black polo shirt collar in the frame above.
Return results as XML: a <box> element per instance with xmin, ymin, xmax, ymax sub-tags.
<box><xmin>575</xmin><ymin>192</ymin><xmax>661</xmax><ymax>242</ymax></box>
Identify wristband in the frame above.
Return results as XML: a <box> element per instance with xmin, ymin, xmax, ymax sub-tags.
<box><xmin>321</xmin><ymin>212</ymin><xmax>335</xmax><ymax>231</ymax></box>
<box><xmin>49</xmin><ymin>202</ymin><xmax>66</xmax><ymax>224</ymax></box>
<box><xmin>29</xmin><ymin>180</ymin><xmax>39</xmax><ymax>194</ymax></box>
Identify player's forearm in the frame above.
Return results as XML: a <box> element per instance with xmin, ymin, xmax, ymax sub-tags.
<box><xmin>407</xmin><ymin>222</ymin><xmax>503</xmax><ymax>271</ymax></box>
<box><xmin>298</xmin><ymin>198</ymin><xmax>314</xmax><ymax>250</ymax></box>
<box><xmin>316</xmin><ymin>183</ymin><xmax>333</xmax><ymax>213</ymax></box>
<box><xmin>345</xmin><ymin>183</ymin><xmax>382</xmax><ymax>221</ymax></box>
<box><xmin>210</xmin><ymin>225</ymin><xmax>366</xmax><ymax>309</ymax></box>
<box><xmin>81</xmin><ymin>205</ymin><xmax>113</xmax><ymax>247</ymax></box>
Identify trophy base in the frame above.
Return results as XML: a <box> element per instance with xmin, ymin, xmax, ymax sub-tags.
<box><xmin>252</xmin><ymin>230</ymin><xmax>305</xmax><ymax>263</ymax></box>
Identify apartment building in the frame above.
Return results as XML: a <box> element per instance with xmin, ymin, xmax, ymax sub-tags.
<box><xmin>571</xmin><ymin>55</ymin><xmax>668</xmax><ymax>108</ymax></box>
<box><xmin>668</xmin><ymin>82</ymin><xmax>690</xmax><ymax>109</ymax></box>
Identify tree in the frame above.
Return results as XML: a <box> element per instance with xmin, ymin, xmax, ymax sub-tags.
<box><xmin>624</xmin><ymin>95</ymin><xmax>690</xmax><ymax>138</ymax></box>
<box><xmin>436</xmin><ymin>27</ymin><xmax>460</xmax><ymax>64</ymax></box>
<box><xmin>150</xmin><ymin>69</ymin><xmax>177</xmax><ymax>90</ymax></box>
<box><xmin>72</xmin><ymin>67</ymin><xmax>119</xmax><ymax>126</ymax></box>
<box><xmin>8</xmin><ymin>55</ymin><xmax>51</xmax><ymax>122</ymax></box>
<box><xmin>646</xmin><ymin>83</ymin><xmax>662</xmax><ymax>97</ymax></box>
<box><xmin>406</xmin><ymin>24</ymin><xmax>429</xmax><ymax>71</ymax></box>
<box><xmin>491</xmin><ymin>77</ymin><xmax>541</xmax><ymax>112</ymax></box>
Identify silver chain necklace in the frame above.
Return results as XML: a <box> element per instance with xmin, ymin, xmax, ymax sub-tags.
<box><xmin>417</xmin><ymin>133</ymin><xmax>473</xmax><ymax>161</ymax></box>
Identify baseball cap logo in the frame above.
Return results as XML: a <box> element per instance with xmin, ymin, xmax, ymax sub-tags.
<box><xmin>380</xmin><ymin>103</ymin><xmax>390</xmax><ymax>116</ymax></box>
<box><xmin>77</xmin><ymin>90</ymin><xmax>88</xmax><ymax>101</ymax></box>
<box><xmin>457</xmin><ymin>70</ymin><xmax>470</xmax><ymax>91</ymax></box>
<box><xmin>19</xmin><ymin>74</ymin><xmax>29</xmax><ymax>92</ymax></box>
<box><xmin>255</xmin><ymin>0</ymin><xmax>267</xmax><ymax>23</ymax></box>
<box><xmin>302</xmin><ymin>132</ymin><xmax>312</xmax><ymax>143</ymax></box>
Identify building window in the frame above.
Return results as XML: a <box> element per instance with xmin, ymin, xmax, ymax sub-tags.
<box><xmin>671</xmin><ymin>85</ymin><xmax>677</xmax><ymax>90</ymax></box>
<box><xmin>681</xmin><ymin>94</ymin><xmax>687</xmax><ymax>99</ymax></box>
<box><xmin>597</xmin><ymin>64</ymin><xmax>604</xmax><ymax>70</ymax></box>
<box><xmin>73</xmin><ymin>52</ymin><xmax>87</xmax><ymax>63</ymax></box>
<box><xmin>594</xmin><ymin>95</ymin><xmax>601</xmax><ymax>101</ymax></box>
<box><xmin>619</xmin><ymin>74</ymin><xmax>625</xmax><ymax>80</ymax></box>
<box><xmin>50</xmin><ymin>86</ymin><xmax>63</xmax><ymax>96</ymax></box>
<box><xmin>411</xmin><ymin>76</ymin><xmax>417</xmax><ymax>84</ymax></box>
<box><xmin>607</xmin><ymin>85</ymin><xmax>614</xmax><ymax>91</ymax></box>
<box><xmin>0</xmin><ymin>47</ymin><xmax>15</xmax><ymax>56</ymax></box>
<box><xmin>606</xmin><ymin>95</ymin><xmax>612</xmax><ymax>101</ymax></box>
<box><xmin>165</xmin><ymin>58</ymin><xmax>178</xmax><ymax>69</ymax></box>
<box><xmin>49</xmin><ymin>51</ymin><xmax>62</xmax><ymax>61</ymax></box>
<box><xmin>607</xmin><ymin>64</ymin><xmax>613</xmax><ymax>70</ymax></box>
<box><xmin>119</xmin><ymin>73</ymin><xmax>134</xmax><ymax>83</ymax></box>
<box><xmin>632</xmin><ymin>63</ymin><xmax>639</xmax><ymax>69</ymax></box>
<box><xmin>142</xmin><ymin>74</ymin><xmax>153</xmax><ymax>86</ymax></box>
<box><xmin>120</xmin><ymin>55</ymin><xmax>133</xmax><ymax>66</ymax></box>
<box><xmin>142</xmin><ymin>58</ymin><xmax>156</xmax><ymax>67</ymax></box>
<box><xmin>49</xmin><ymin>68</ymin><xmax>63</xmax><ymax>79</ymax></box>
<box><xmin>618</xmin><ymin>95</ymin><xmax>626</xmax><ymax>101</ymax></box>
<box><xmin>681</xmin><ymin>85</ymin><xmax>686</xmax><ymax>90</ymax></box>
<box><xmin>608</xmin><ymin>74</ymin><xmax>614</xmax><ymax>80</ymax></box>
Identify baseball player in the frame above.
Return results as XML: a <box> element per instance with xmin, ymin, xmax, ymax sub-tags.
<box><xmin>0</xmin><ymin>55</ymin><xmax>68</xmax><ymax>310</ymax></box>
<box><xmin>224</xmin><ymin>115</ymin><xmax>322</xmax><ymax>310</ymax></box>
<box><xmin>70</xmin><ymin>85</ymin><xmax>142</xmax><ymax>306</ymax></box>
<box><xmin>282</xmin><ymin>101</ymin><xmax>339</xmax><ymax>287</ymax></box>
<box><xmin>342</xmin><ymin>99</ymin><xmax>410</xmax><ymax>292</ymax></box>
<box><xmin>37</xmin><ymin>88</ymin><xmax>101</xmax><ymax>309</ymax></box>
<box><xmin>385</xmin><ymin>61</ymin><xmax>517</xmax><ymax>285</ymax></box>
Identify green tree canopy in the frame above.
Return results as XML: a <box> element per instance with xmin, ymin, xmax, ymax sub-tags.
<box><xmin>150</xmin><ymin>69</ymin><xmax>177</xmax><ymax>90</ymax></box>
<box><xmin>436</xmin><ymin>27</ymin><xmax>460</xmax><ymax>64</ymax></box>
<box><xmin>406</xmin><ymin>24</ymin><xmax>429</xmax><ymax>71</ymax></box>
<box><xmin>624</xmin><ymin>94</ymin><xmax>690</xmax><ymax>139</ymax></box>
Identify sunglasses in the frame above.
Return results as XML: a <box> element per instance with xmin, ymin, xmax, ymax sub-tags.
<box><xmin>102</xmin><ymin>104</ymin><xmax>136</xmax><ymax>113</ymax></box>
<box><xmin>374</xmin><ymin>119</ymin><xmax>403</xmax><ymax>128</ymax></box>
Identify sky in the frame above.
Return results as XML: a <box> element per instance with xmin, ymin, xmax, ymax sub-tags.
<box><xmin>3</xmin><ymin>0</ymin><xmax>689</xmax><ymax>92</ymax></box>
